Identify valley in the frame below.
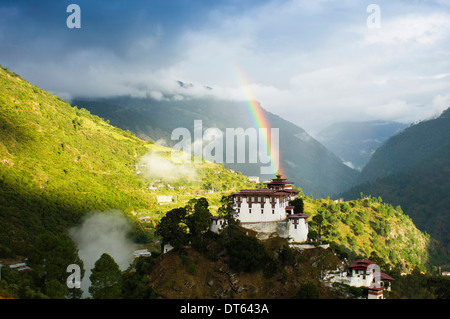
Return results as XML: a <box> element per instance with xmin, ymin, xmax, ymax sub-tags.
<box><xmin>0</xmin><ymin>65</ymin><xmax>449</xmax><ymax>300</ymax></box>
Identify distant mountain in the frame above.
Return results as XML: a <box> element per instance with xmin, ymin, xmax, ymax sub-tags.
<box><xmin>70</xmin><ymin>100</ymin><xmax>172</xmax><ymax>143</ymax></box>
<box><xmin>357</xmin><ymin>109</ymin><xmax>450</xmax><ymax>184</ymax></box>
<box><xmin>316</xmin><ymin>120</ymin><xmax>408</xmax><ymax>171</ymax></box>
<box><xmin>342</xmin><ymin>108</ymin><xmax>450</xmax><ymax>250</ymax></box>
<box><xmin>73</xmin><ymin>97</ymin><xmax>359</xmax><ymax>198</ymax></box>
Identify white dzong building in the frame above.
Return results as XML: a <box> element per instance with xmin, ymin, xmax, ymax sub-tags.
<box><xmin>210</xmin><ymin>173</ymin><xmax>309</xmax><ymax>243</ymax></box>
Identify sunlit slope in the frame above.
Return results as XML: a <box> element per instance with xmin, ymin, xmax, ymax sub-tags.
<box><xmin>302</xmin><ymin>196</ymin><xmax>443</xmax><ymax>271</ymax></box>
<box><xmin>0</xmin><ymin>65</ymin><xmax>249</xmax><ymax>256</ymax></box>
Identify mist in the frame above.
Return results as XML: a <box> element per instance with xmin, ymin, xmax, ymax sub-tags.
<box><xmin>138</xmin><ymin>151</ymin><xmax>198</xmax><ymax>182</ymax></box>
<box><xmin>69</xmin><ymin>210</ymin><xmax>137</xmax><ymax>298</ymax></box>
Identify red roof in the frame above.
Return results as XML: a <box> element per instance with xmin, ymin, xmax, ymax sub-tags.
<box><xmin>348</xmin><ymin>259</ymin><xmax>377</xmax><ymax>269</ymax></box>
<box><xmin>380</xmin><ymin>272</ymin><xmax>395</xmax><ymax>281</ymax></box>
<box><xmin>281</xmin><ymin>189</ymin><xmax>300</xmax><ymax>193</ymax></box>
<box><xmin>367</xmin><ymin>285</ymin><xmax>384</xmax><ymax>291</ymax></box>
<box><xmin>267</xmin><ymin>181</ymin><xmax>292</xmax><ymax>185</ymax></box>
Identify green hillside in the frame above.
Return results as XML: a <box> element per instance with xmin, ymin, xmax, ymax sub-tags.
<box><xmin>0</xmin><ymin>65</ymin><xmax>249</xmax><ymax>257</ymax></box>
<box><xmin>302</xmin><ymin>195</ymin><xmax>449</xmax><ymax>271</ymax></box>
<box><xmin>342</xmin><ymin>142</ymin><xmax>450</xmax><ymax>250</ymax></box>
<box><xmin>342</xmin><ymin>108</ymin><xmax>450</xmax><ymax>250</ymax></box>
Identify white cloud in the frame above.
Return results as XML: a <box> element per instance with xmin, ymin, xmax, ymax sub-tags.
<box><xmin>138</xmin><ymin>151</ymin><xmax>198</xmax><ymax>182</ymax></box>
<box><xmin>363</xmin><ymin>13</ymin><xmax>450</xmax><ymax>46</ymax></box>
<box><xmin>8</xmin><ymin>0</ymin><xmax>450</xmax><ymax>133</ymax></box>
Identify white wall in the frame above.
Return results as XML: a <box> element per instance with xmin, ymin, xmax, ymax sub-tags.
<box><xmin>236</xmin><ymin>197</ymin><xmax>286</xmax><ymax>223</ymax></box>
<box><xmin>210</xmin><ymin>218</ymin><xmax>225</xmax><ymax>234</ymax></box>
<box><xmin>288</xmin><ymin>218</ymin><xmax>308</xmax><ymax>243</ymax></box>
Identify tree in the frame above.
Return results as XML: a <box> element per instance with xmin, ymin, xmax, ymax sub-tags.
<box><xmin>45</xmin><ymin>279</ymin><xmax>67</xmax><ymax>299</ymax></box>
<box><xmin>218</xmin><ymin>195</ymin><xmax>238</xmax><ymax>226</ymax></box>
<box><xmin>27</xmin><ymin>232</ymin><xmax>84</xmax><ymax>298</ymax></box>
<box><xmin>186</xmin><ymin>197</ymin><xmax>212</xmax><ymax>239</ymax></box>
<box><xmin>295</xmin><ymin>281</ymin><xmax>322</xmax><ymax>299</ymax></box>
<box><xmin>310</xmin><ymin>212</ymin><xmax>330</xmax><ymax>242</ymax></box>
<box><xmin>225</xmin><ymin>228</ymin><xmax>269</xmax><ymax>272</ymax></box>
<box><xmin>289</xmin><ymin>197</ymin><xmax>304</xmax><ymax>214</ymax></box>
<box><xmin>155</xmin><ymin>207</ymin><xmax>189</xmax><ymax>250</ymax></box>
<box><xmin>185</xmin><ymin>197</ymin><xmax>212</xmax><ymax>251</ymax></box>
<box><xmin>89</xmin><ymin>253</ymin><xmax>122</xmax><ymax>299</ymax></box>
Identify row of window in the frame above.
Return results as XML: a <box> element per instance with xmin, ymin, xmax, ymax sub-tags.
<box><xmin>235</xmin><ymin>196</ymin><xmax>283</xmax><ymax>202</ymax></box>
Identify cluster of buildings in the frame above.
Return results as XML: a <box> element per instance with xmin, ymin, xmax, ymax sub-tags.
<box><xmin>325</xmin><ymin>259</ymin><xmax>395</xmax><ymax>299</ymax></box>
<box><xmin>209</xmin><ymin>173</ymin><xmax>395</xmax><ymax>299</ymax></box>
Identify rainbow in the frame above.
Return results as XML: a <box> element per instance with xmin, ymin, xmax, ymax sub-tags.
<box><xmin>232</xmin><ymin>64</ymin><xmax>284</xmax><ymax>176</ymax></box>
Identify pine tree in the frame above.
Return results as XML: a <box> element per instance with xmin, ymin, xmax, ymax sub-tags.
<box><xmin>89</xmin><ymin>253</ymin><xmax>122</xmax><ymax>299</ymax></box>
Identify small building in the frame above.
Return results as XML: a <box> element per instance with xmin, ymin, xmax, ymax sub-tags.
<box><xmin>133</xmin><ymin>249</ymin><xmax>152</xmax><ymax>258</ymax></box>
<box><xmin>248</xmin><ymin>176</ymin><xmax>260</xmax><ymax>183</ymax></box>
<box><xmin>210</xmin><ymin>216</ymin><xmax>226</xmax><ymax>234</ymax></box>
<box><xmin>328</xmin><ymin>259</ymin><xmax>395</xmax><ymax>299</ymax></box>
<box><xmin>163</xmin><ymin>243</ymin><xmax>174</xmax><ymax>254</ymax></box>
<box><xmin>287</xmin><ymin>213</ymin><xmax>309</xmax><ymax>243</ymax></box>
<box><xmin>367</xmin><ymin>286</ymin><xmax>384</xmax><ymax>299</ymax></box>
<box><xmin>9</xmin><ymin>262</ymin><xmax>31</xmax><ymax>272</ymax></box>
<box><xmin>157</xmin><ymin>195</ymin><xmax>173</xmax><ymax>204</ymax></box>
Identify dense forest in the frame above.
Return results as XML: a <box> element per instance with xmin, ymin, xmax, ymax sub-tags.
<box><xmin>343</xmin><ymin>108</ymin><xmax>450</xmax><ymax>250</ymax></box>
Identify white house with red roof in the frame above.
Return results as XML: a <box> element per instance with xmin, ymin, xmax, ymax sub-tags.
<box><xmin>210</xmin><ymin>173</ymin><xmax>309</xmax><ymax>243</ymax></box>
<box><xmin>327</xmin><ymin>259</ymin><xmax>395</xmax><ymax>299</ymax></box>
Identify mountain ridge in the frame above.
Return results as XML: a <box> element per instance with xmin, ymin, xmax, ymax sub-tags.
<box><xmin>316</xmin><ymin>120</ymin><xmax>408</xmax><ymax>171</ymax></box>
<box><xmin>356</xmin><ymin>108</ymin><xmax>450</xmax><ymax>184</ymax></box>
<box><xmin>72</xmin><ymin>97</ymin><xmax>359</xmax><ymax>197</ymax></box>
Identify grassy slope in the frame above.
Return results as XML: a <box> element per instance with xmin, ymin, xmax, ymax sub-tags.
<box><xmin>303</xmin><ymin>195</ymin><xmax>436</xmax><ymax>270</ymax></box>
<box><xmin>0</xmin><ymin>65</ymin><xmax>249</xmax><ymax>256</ymax></box>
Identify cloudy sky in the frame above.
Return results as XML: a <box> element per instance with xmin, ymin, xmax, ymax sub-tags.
<box><xmin>1</xmin><ymin>0</ymin><xmax>450</xmax><ymax>133</ymax></box>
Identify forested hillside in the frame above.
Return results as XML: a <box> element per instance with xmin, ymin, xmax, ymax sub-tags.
<box><xmin>0</xmin><ymin>65</ymin><xmax>249</xmax><ymax>257</ymax></box>
<box><xmin>357</xmin><ymin>108</ymin><xmax>450</xmax><ymax>184</ymax></box>
<box><xmin>342</xmin><ymin>143</ymin><xmax>450</xmax><ymax>250</ymax></box>
<box><xmin>342</xmin><ymin>108</ymin><xmax>450</xmax><ymax>250</ymax></box>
